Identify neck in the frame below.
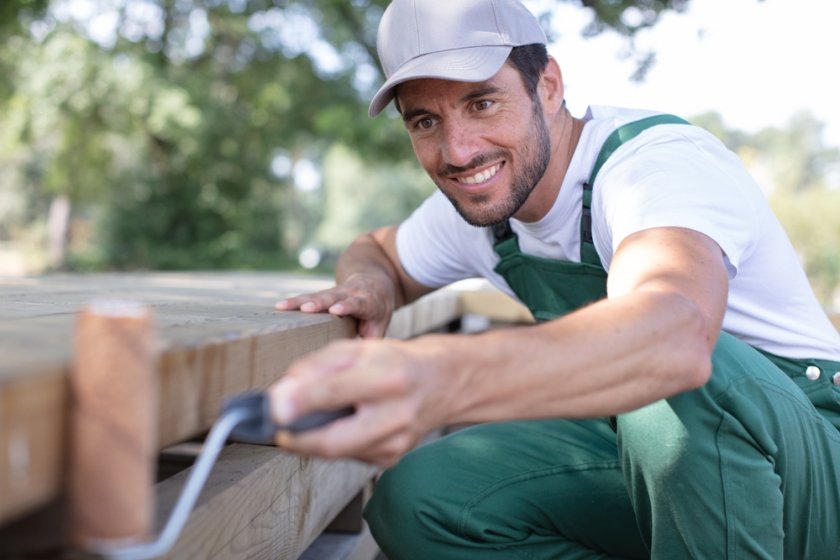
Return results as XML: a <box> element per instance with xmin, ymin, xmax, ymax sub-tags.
<box><xmin>514</xmin><ymin>105</ymin><xmax>584</xmax><ymax>223</ymax></box>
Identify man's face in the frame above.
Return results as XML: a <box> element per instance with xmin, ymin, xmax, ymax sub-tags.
<box><xmin>396</xmin><ymin>63</ymin><xmax>551</xmax><ymax>227</ymax></box>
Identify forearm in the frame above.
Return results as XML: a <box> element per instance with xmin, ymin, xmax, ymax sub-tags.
<box><xmin>422</xmin><ymin>289</ymin><xmax>715</xmax><ymax>426</ymax></box>
<box><xmin>334</xmin><ymin>230</ymin><xmax>406</xmax><ymax>309</ymax></box>
<box><xmin>269</xmin><ymin>228</ymin><xmax>728</xmax><ymax>465</ymax></box>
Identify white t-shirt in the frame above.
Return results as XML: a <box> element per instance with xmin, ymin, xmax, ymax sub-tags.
<box><xmin>396</xmin><ymin>105</ymin><xmax>840</xmax><ymax>361</ymax></box>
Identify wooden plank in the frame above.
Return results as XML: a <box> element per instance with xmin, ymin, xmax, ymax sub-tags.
<box><xmin>0</xmin><ymin>369</ymin><xmax>67</xmax><ymax>526</ymax></box>
<box><xmin>154</xmin><ymin>443</ymin><xmax>377</xmax><ymax>559</ymax></box>
<box><xmin>0</xmin><ymin>272</ymin><xmax>339</xmax><ymax>382</ymax></box>
<box><xmin>0</xmin><ymin>273</ymin><xmax>353</xmax><ymax>525</ymax></box>
<box><xmin>157</xmin><ymin>316</ymin><xmax>357</xmax><ymax>447</ymax></box>
<box><xmin>0</xmin><ymin>272</ymin><xmax>463</xmax><ymax>528</ymax></box>
<box><xmin>69</xmin><ymin>302</ymin><xmax>158</xmax><ymax>546</ymax></box>
<box><xmin>448</xmin><ymin>279</ymin><xmax>534</xmax><ymax>324</ymax></box>
<box><xmin>386</xmin><ymin>289</ymin><xmax>462</xmax><ymax>339</ymax></box>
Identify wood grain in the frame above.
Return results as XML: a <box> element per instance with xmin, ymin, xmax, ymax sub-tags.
<box><xmin>0</xmin><ymin>272</ymin><xmax>463</xmax><ymax>528</ymax></box>
<box><xmin>154</xmin><ymin>443</ymin><xmax>377</xmax><ymax>559</ymax></box>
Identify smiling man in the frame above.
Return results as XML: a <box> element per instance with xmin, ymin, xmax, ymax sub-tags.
<box><xmin>398</xmin><ymin>63</ymin><xmax>557</xmax><ymax>227</ymax></box>
<box><xmin>270</xmin><ymin>1</ymin><xmax>840</xmax><ymax>558</ymax></box>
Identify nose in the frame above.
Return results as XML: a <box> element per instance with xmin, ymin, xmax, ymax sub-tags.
<box><xmin>440</xmin><ymin>118</ymin><xmax>481</xmax><ymax>169</ymax></box>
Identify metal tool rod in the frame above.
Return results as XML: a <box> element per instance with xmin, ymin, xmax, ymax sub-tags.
<box><xmin>89</xmin><ymin>406</ymin><xmax>251</xmax><ymax>560</ymax></box>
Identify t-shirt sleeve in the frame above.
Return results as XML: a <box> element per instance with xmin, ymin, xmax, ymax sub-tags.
<box><xmin>593</xmin><ymin>127</ymin><xmax>761</xmax><ymax>278</ymax></box>
<box><xmin>396</xmin><ymin>190</ymin><xmax>483</xmax><ymax>288</ymax></box>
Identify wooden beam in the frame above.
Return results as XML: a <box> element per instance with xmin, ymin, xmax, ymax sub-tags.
<box><xmin>156</xmin><ymin>315</ymin><xmax>358</xmax><ymax>448</ymax></box>
<box><xmin>153</xmin><ymin>443</ymin><xmax>377</xmax><ymax>559</ymax></box>
<box><xmin>69</xmin><ymin>302</ymin><xmax>158</xmax><ymax>546</ymax></box>
<box><xmin>0</xmin><ymin>369</ymin><xmax>67</xmax><ymax>525</ymax></box>
<box><xmin>450</xmin><ymin>280</ymin><xmax>534</xmax><ymax>324</ymax></box>
<box><xmin>386</xmin><ymin>289</ymin><xmax>462</xmax><ymax>339</ymax></box>
<box><xmin>0</xmin><ymin>272</ymin><xmax>465</xmax><ymax>528</ymax></box>
<box><xmin>0</xmin><ymin>273</ymin><xmax>359</xmax><ymax>525</ymax></box>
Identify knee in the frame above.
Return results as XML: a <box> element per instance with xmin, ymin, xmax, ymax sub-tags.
<box><xmin>364</xmin><ymin>446</ymin><xmax>455</xmax><ymax>558</ymax></box>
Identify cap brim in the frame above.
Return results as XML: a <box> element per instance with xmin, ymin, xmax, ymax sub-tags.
<box><xmin>368</xmin><ymin>45</ymin><xmax>513</xmax><ymax>117</ymax></box>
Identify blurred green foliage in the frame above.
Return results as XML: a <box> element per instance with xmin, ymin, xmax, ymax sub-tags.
<box><xmin>0</xmin><ymin>0</ymin><xmax>412</xmax><ymax>271</ymax></box>
<box><xmin>2</xmin><ymin>0</ymin><xmax>840</xmax><ymax>309</ymax></box>
<box><xmin>693</xmin><ymin>111</ymin><xmax>840</xmax><ymax>305</ymax></box>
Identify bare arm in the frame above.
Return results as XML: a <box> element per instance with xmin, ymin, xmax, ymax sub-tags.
<box><xmin>276</xmin><ymin>225</ymin><xmax>434</xmax><ymax>338</ymax></box>
<box><xmin>444</xmin><ymin>226</ymin><xmax>727</xmax><ymax>422</ymax></box>
<box><xmin>270</xmin><ymin>226</ymin><xmax>728</xmax><ymax>465</ymax></box>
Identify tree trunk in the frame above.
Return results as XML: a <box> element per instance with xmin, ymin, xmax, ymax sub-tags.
<box><xmin>47</xmin><ymin>195</ymin><xmax>71</xmax><ymax>270</ymax></box>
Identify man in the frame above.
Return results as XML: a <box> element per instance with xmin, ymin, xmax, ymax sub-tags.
<box><xmin>270</xmin><ymin>0</ymin><xmax>840</xmax><ymax>557</ymax></box>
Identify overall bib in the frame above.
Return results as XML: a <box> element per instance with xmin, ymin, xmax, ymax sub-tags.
<box><xmin>365</xmin><ymin>117</ymin><xmax>840</xmax><ymax>559</ymax></box>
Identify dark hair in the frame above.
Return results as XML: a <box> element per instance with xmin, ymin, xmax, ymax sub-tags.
<box><xmin>507</xmin><ymin>43</ymin><xmax>549</xmax><ymax>101</ymax></box>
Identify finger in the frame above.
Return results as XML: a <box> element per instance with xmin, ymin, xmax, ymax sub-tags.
<box><xmin>289</xmin><ymin>363</ymin><xmax>409</xmax><ymax>433</ymax></box>
<box><xmin>274</xmin><ymin>400</ymin><xmax>416</xmax><ymax>465</ymax></box>
<box><xmin>275</xmin><ymin>294</ymin><xmax>313</xmax><ymax>310</ymax></box>
<box><xmin>275</xmin><ymin>290</ymin><xmax>346</xmax><ymax>312</ymax></box>
<box><xmin>358</xmin><ymin>318</ymin><xmax>389</xmax><ymax>339</ymax></box>
<box><xmin>326</xmin><ymin>294</ymin><xmax>382</xmax><ymax>319</ymax></box>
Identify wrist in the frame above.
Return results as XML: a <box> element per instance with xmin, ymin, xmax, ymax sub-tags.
<box><xmin>408</xmin><ymin>333</ymin><xmax>479</xmax><ymax>428</ymax></box>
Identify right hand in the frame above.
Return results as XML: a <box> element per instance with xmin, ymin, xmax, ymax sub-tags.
<box><xmin>275</xmin><ymin>272</ymin><xmax>397</xmax><ymax>338</ymax></box>
<box><xmin>268</xmin><ymin>335</ymin><xmax>455</xmax><ymax>467</ymax></box>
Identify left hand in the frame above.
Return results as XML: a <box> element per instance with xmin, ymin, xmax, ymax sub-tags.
<box><xmin>268</xmin><ymin>337</ymin><xmax>450</xmax><ymax>467</ymax></box>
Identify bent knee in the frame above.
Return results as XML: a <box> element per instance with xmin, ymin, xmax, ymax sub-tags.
<box><xmin>365</xmin><ymin>446</ymin><xmax>461</xmax><ymax>556</ymax></box>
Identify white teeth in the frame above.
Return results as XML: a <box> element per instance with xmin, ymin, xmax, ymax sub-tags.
<box><xmin>457</xmin><ymin>164</ymin><xmax>500</xmax><ymax>185</ymax></box>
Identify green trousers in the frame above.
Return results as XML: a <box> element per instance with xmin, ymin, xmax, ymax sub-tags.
<box><xmin>364</xmin><ymin>333</ymin><xmax>840</xmax><ymax>558</ymax></box>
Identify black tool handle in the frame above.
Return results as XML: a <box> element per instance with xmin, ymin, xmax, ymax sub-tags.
<box><xmin>221</xmin><ymin>391</ymin><xmax>354</xmax><ymax>445</ymax></box>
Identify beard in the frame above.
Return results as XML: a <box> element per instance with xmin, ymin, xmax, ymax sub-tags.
<box><xmin>434</xmin><ymin>100</ymin><xmax>551</xmax><ymax>227</ymax></box>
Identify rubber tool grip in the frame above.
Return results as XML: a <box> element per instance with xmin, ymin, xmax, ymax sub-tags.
<box><xmin>221</xmin><ymin>391</ymin><xmax>354</xmax><ymax>445</ymax></box>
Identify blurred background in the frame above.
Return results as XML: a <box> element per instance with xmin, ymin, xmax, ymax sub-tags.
<box><xmin>1</xmin><ymin>0</ymin><xmax>839</xmax><ymax>308</ymax></box>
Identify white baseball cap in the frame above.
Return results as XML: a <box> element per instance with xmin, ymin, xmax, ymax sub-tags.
<box><xmin>368</xmin><ymin>0</ymin><xmax>547</xmax><ymax>117</ymax></box>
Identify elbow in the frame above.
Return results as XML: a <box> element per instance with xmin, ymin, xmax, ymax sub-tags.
<box><xmin>686</xmin><ymin>318</ymin><xmax>716</xmax><ymax>391</ymax></box>
<box><xmin>685</xmin><ymin>351</ymin><xmax>713</xmax><ymax>391</ymax></box>
<box><xmin>668</xmin><ymin>294</ymin><xmax>718</xmax><ymax>392</ymax></box>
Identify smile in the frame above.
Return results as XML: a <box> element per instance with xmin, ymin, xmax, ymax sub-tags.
<box><xmin>456</xmin><ymin>163</ymin><xmax>502</xmax><ymax>185</ymax></box>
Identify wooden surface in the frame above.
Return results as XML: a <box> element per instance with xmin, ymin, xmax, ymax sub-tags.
<box><xmin>154</xmin><ymin>444</ymin><xmax>377</xmax><ymax>559</ymax></box>
<box><xmin>0</xmin><ymin>271</ymin><xmax>477</xmax><ymax>531</ymax></box>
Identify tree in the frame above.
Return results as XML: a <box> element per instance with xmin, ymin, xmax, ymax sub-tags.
<box><xmin>0</xmin><ymin>0</ymin><xmax>770</xmax><ymax>274</ymax></box>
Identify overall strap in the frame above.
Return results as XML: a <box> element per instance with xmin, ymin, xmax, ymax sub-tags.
<box><xmin>493</xmin><ymin>114</ymin><xmax>690</xmax><ymax>259</ymax></box>
<box><xmin>580</xmin><ymin>114</ymin><xmax>690</xmax><ymax>267</ymax></box>
<box><xmin>492</xmin><ymin>220</ymin><xmax>519</xmax><ymax>257</ymax></box>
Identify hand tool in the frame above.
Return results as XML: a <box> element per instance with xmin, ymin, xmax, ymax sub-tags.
<box><xmin>88</xmin><ymin>392</ymin><xmax>354</xmax><ymax>560</ymax></box>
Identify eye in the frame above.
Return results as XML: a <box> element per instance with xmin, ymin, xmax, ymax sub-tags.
<box><xmin>473</xmin><ymin>99</ymin><xmax>494</xmax><ymax>111</ymax></box>
<box><xmin>409</xmin><ymin>116</ymin><xmax>437</xmax><ymax>132</ymax></box>
<box><xmin>417</xmin><ymin>117</ymin><xmax>435</xmax><ymax>130</ymax></box>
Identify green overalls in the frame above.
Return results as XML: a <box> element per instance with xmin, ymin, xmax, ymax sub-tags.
<box><xmin>365</xmin><ymin>117</ymin><xmax>840</xmax><ymax>559</ymax></box>
<box><xmin>491</xmin><ymin>115</ymin><xmax>683</xmax><ymax>321</ymax></box>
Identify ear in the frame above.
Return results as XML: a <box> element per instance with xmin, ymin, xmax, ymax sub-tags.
<box><xmin>538</xmin><ymin>57</ymin><xmax>565</xmax><ymax>114</ymax></box>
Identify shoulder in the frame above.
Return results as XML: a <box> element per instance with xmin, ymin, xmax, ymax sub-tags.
<box><xmin>587</xmin><ymin>111</ymin><xmax>765</xmax><ymax>274</ymax></box>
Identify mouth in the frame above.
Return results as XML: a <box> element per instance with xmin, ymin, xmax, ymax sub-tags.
<box><xmin>453</xmin><ymin>163</ymin><xmax>503</xmax><ymax>186</ymax></box>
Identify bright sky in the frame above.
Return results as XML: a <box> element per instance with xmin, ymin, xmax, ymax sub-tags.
<box><xmin>530</xmin><ymin>0</ymin><xmax>840</xmax><ymax>149</ymax></box>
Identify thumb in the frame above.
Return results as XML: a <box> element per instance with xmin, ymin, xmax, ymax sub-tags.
<box><xmin>358</xmin><ymin>318</ymin><xmax>389</xmax><ymax>339</ymax></box>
